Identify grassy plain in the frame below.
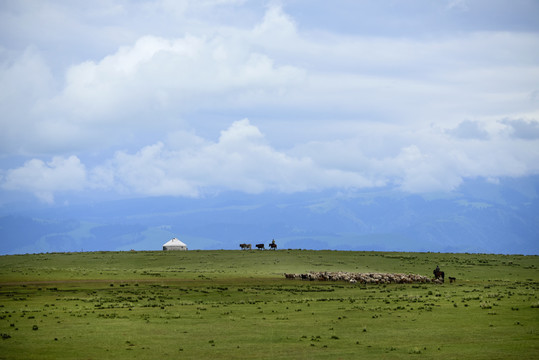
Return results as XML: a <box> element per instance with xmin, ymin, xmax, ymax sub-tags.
<box><xmin>0</xmin><ymin>250</ymin><xmax>537</xmax><ymax>359</ymax></box>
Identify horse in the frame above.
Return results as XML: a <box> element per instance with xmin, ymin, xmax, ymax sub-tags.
<box><xmin>433</xmin><ymin>269</ymin><xmax>445</xmax><ymax>282</ymax></box>
<box><xmin>256</xmin><ymin>243</ymin><xmax>265</xmax><ymax>250</ymax></box>
<box><xmin>269</xmin><ymin>242</ymin><xmax>277</xmax><ymax>250</ymax></box>
<box><xmin>239</xmin><ymin>243</ymin><xmax>251</xmax><ymax>250</ymax></box>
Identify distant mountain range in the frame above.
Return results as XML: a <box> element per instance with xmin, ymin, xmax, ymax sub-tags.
<box><xmin>1</xmin><ymin>176</ymin><xmax>538</xmax><ymax>255</ymax></box>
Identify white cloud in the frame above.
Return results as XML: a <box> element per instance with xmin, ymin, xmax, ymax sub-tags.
<box><xmin>4</xmin><ymin>118</ymin><xmax>538</xmax><ymax>202</ymax></box>
<box><xmin>251</xmin><ymin>5</ymin><xmax>299</xmax><ymax>49</ymax></box>
<box><xmin>54</xmin><ymin>29</ymin><xmax>305</xmax><ymax>118</ymax></box>
<box><xmin>289</xmin><ymin>119</ymin><xmax>539</xmax><ymax>194</ymax></box>
<box><xmin>91</xmin><ymin>119</ymin><xmax>374</xmax><ymax>197</ymax></box>
<box><xmin>2</xmin><ymin>155</ymin><xmax>87</xmax><ymax>203</ymax></box>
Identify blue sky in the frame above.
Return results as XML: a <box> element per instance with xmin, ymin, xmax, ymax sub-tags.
<box><xmin>0</xmin><ymin>1</ymin><xmax>538</xmax><ymax>254</ymax></box>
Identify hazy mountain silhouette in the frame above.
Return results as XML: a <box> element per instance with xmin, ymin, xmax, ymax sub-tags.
<box><xmin>1</xmin><ymin>176</ymin><xmax>537</xmax><ymax>255</ymax></box>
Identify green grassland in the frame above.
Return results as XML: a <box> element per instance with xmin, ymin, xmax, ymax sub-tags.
<box><xmin>0</xmin><ymin>250</ymin><xmax>537</xmax><ymax>359</ymax></box>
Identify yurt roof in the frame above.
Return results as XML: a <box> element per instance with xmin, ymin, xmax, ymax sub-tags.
<box><xmin>163</xmin><ymin>238</ymin><xmax>186</xmax><ymax>247</ymax></box>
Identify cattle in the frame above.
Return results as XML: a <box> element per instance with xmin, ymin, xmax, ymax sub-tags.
<box><xmin>239</xmin><ymin>243</ymin><xmax>251</xmax><ymax>250</ymax></box>
<box><xmin>449</xmin><ymin>276</ymin><xmax>456</xmax><ymax>283</ymax></box>
<box><xmin>256</xmin><ymin>243</ymin><xmax>265</xmax><ymax>250</ymax></box>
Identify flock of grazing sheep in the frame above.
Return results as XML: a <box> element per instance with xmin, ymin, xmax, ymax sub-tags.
<box><xmin>284</xmin><ymin>271</ymin><xmax>444</xmax><ymax>284</ymax></box>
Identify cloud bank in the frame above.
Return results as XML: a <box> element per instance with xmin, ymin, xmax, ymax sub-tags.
<box><xmin>1</xmin><ymin>1</ymin><xmax>539</xmax><ymax>203</ymax></box>
<box><xmin>3</xmin><ymin>118</ymin><xmax>538</xmax><ymax>202</ymax></box>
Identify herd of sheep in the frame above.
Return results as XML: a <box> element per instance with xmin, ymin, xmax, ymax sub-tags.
<box><xmin>284</xmin><ymin>271</ymin><xmax>441</xmax><ymax>284</ymax></box>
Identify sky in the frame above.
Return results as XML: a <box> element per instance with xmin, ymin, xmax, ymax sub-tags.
<box><xmin>0</xmin><ymin>1</ymin><xmax>538</xmax><ymax>253</ymax></box>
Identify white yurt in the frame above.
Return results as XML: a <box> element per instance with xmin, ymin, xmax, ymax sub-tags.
<box><xmin>162</xmin><ymin>238</ymin><xmax>188</xmax><ymax>251</ymax></box>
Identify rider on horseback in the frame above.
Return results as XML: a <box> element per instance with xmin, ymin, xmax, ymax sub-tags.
<box><xmin>433</xmin><ymin>265</ymin><xmax>444</xmax><ymax>282</ymax></box>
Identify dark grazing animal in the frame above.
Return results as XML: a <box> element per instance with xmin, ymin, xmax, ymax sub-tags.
<box><xmin>449</xmin><ymin>276</ymin><xmax>456</xmax><ymax>283</ymax></box>
<box><xmin>256</xmin><ymin>243</ymin><xmax>265</xmax><ymax>250</ymax></box>
<box><xmin>239</xmin><ymin>243</ymin><xmax>251</xmax><ymax>250</ymax></box>
<box><xmin>300</xmin><ymin>274</ymin><xmax>311</xmax><ymax>280</ymax></box>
